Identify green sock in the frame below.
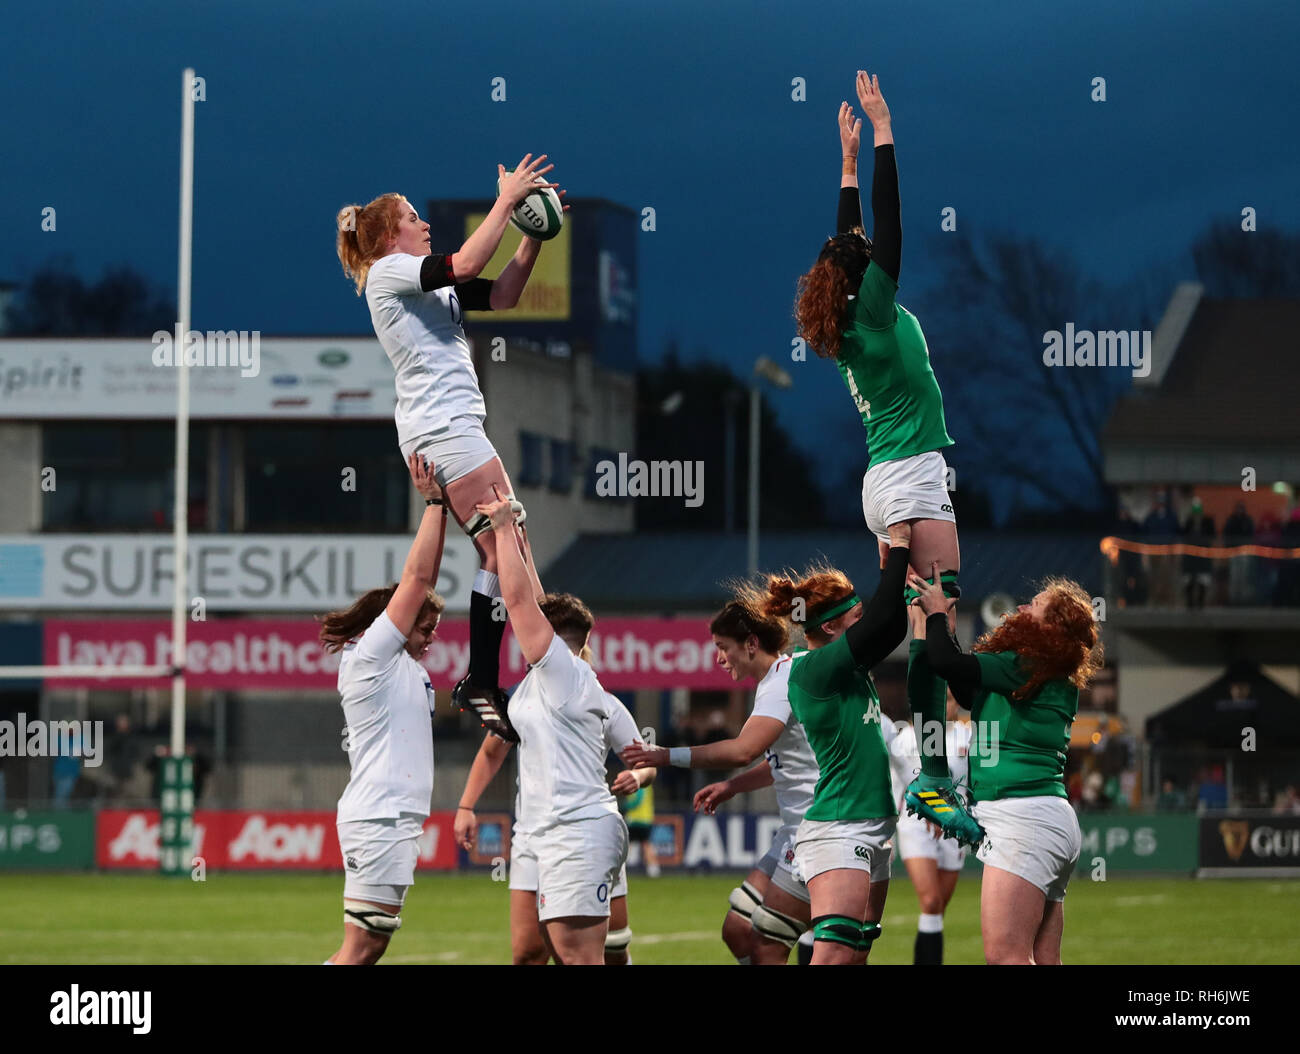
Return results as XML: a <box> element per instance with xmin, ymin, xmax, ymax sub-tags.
<box><xmin>907</xmin><ymin>638</ymin><xmax>950</xmax><ymax>779</ymax></box>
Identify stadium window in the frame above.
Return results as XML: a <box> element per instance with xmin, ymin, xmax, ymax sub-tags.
<box><xmin>518</xmin><ymin>430</ymin><xmax>544</xmax><ymax>488</ymax></box>
<box><xmin>549</xmin><ymin>439</ymin><xmax>574</xmax><ymax>494</ymax></box>
<box><xmin>242</xmin><ymin>423</ymin><xmax>407</xmax><ymax>531</ymax></box>
<box><xmin>41</xmin><ymin>423</ymin><xmax>210</xmax><ymax>531</ymax></box>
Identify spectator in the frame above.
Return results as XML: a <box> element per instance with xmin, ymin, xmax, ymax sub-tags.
<box><xmin>1275</xmin><ymin>506</ymin><xmax>1300</xmax><ymax>607</ymax></box>
<box><xmin>1196</xmin><ymin>764</ymin><xmax>1229</xmax><ymax>811</ymax></box>
<box><xmin>1222</xmin><ymin>502</ymin><xmax>1256</xmax><ymax>605</ymax></box>
<box><xmin>1114</xmin><ymin>505</ymin><xmax>1148</xmax><ymax>606</ymax></box>
<box><xmin>1157</xmin><ymin>777</ymin><xmax>1187</xmax><ymax>811</ymax></box>
<box><xmin>1180</xmin><ymin>498</ymin><xmax>1216</xmax><ymax>609</ymax></box>
<box><xmin>1273</xmin><ymin>785</ymin><xmax>1300</xmax><ymax>815</ymax></box>
<box><xmin>104</xmin><ymin>714</ymin><xmax>142</xmax><ymax>801</ymax></box>
<box><xmin>51</xmin><ymin>725</ymin><xmax>83</xmax><ymax>808</ymax></box>
<box><xmin>1143</xmin><ymin>495</ymin><xmax>1180</xmax><ymax>605</ymax></box>
<box><xmin>1256</xmin><ymin>511</ymin><xmax>1284</xmax><ymax>603</ymax></box>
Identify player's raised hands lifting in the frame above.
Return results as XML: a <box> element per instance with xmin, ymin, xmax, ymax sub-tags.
<box><xmin>407</xmin><ymin>452</ymin><xmax>441</xmax><ymax>503</ymax></box>
<box><xmin>497</xmin><ymin>153</ymin><xmax>560</xmax><ymax>207</ymax></box>
<box><xmin>855</xmin><ymin>70</ymin><xmax>891</xmax><ymax>128</ymax></box>
<box><xmin>839</xmin><ymin>101</ymin><xmax>862</xmax><ymax>158</ymax></box>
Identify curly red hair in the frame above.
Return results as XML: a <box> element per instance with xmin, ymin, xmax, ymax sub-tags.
<box><xmin>973</xmin><ymin>577</ymin><xmax>1103</xmax><ymax>700</ymax></box>
<box><xmin>794</xmin><ymin>230</ymin><xmax>871</xmax><ymax>360</ymax></box>
<box><xmin>758</xmin><ymin>562</ymin><xmax>856</xmax><ymax>643</ymax></box>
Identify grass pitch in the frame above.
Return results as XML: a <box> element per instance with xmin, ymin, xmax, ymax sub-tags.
<box><xmin>3</xmin><ymin>871</ymin><xmax>1297</xmax><ymax>965</ymax></box>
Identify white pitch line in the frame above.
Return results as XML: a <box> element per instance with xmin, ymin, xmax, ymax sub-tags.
<box><xmin>633</xmin><ymin>930</ymin><xmax>719</xmax><ymax>945</ymax></box>
<box><xmin>1113</xmin><ymin>894</ymin><xmax>1167</xmax><ymax>906</ymax></box>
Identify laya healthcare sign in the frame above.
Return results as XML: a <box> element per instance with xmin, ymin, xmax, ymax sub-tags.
<box><xmin>44</xmin><ymin>617</ymin><xmax>736</xmax><ymax>690</ymax></box>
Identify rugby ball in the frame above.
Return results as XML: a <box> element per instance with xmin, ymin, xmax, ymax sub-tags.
<box><xmin>498</xmin><ymin>172</ymin><xmax>564</xmax><ymax>241</ymax></box>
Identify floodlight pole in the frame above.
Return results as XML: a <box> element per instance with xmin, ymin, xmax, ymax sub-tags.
<box><xmin>170</xmin><ymin>68</ymin><xmax>195</xmax><ymax>759</ymax></box>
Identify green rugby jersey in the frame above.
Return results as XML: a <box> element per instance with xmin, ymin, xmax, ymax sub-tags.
<box><xmin>837</xmin><ymin>260</ymin><xmax>953</xmax><ymax>468</ymax></box>
<box><xmin>787</xmin><ymin>634</ymin><xmax>896</xmax><ymax>822</ymax></box>
<box><xmin>967</xmin><ymin>651</ymin><xmax>1079</xmax><ymax>803</ymax></box>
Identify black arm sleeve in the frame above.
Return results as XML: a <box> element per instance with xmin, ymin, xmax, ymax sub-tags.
<box><xmin>454</xmin><ymin>278</ymin><xmax>494</xmax><ymax>311</ymax></box>
<box><xmin>837</xmin><ymin>186</ymin><xmax>863</xmax><ymax>234</ymax></box>
<box><xmin>925</xmin><ymin>613</ymin><xmax>982</xmax><ymax>693</ymax></box>
<box><xmin>419</xmin><ymin>253</ymin><xmax>457</xmax><ymax>292</ymax></box>
<box><xmin>869</xmin><ymin>144</ymin><xmax>901</xmax><ymax>283</ymax></box>
<box><xmin>844</xmin><ymin>546</ymin><xmax>910</xmax><ymax>669</ymax></box>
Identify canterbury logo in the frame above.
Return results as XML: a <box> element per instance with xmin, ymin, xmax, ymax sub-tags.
<box><xmin>854</xmin><ymin>846</ymin><xmax>870</xmax><ymax>859</ymax></box>
<box><xmin>1219</xmin><ymin>820</ymin><xmax>1250</xmax><ymax>862</ymax></box>
<box><xmin>941</xmin><ymin>504</ymin><xmax>954</xmax><ymax>513</ymax></box>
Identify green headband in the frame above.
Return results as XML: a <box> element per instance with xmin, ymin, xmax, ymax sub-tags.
<box><xmin>810</xmin><ymin>593</ymin><xmax>860</xmax><ymax>627</ymax></box>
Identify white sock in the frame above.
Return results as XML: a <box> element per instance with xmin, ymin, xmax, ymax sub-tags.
<box><xmin>918</xmin><ymin>912</ymin><xmax>944</xmax><ymax>934</ymax></box>
<box><xmin>797</xmin><ymin>931</ymin><xmax>816</xmax><ymax>949</ymax></box>
<box><xmin>473</xmin><ymin>570</ymin><xmax>502</xmax><ymax>598</ymax></box>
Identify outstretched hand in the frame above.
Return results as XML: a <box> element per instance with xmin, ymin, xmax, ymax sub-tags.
<box><xmin>474</xmin><ymin>484</ymin><xmax>518</xmax><ymax>532</ymax></box>
<box><xmin>407</xmin><ymin>453</ymin><xmax>441</xmax><ymax>502</ymax></box>
<box><xmin>621</xmin><ymin>742</ymin><xmax>667</xmax><ymax>769</ymax></box>
<box><xmin>497</xmin><ymin>153</ymin><xmax>559</xmax><ymax>207</ymax></box>
<box><xmin>855</xmin><ymin>70</ymin><xmax>891</xmax><ymax>127</ymax></box>
<box><xmin>838</xmin><ymin>101</ymin><xmax>862</xmax><ymax>158</ymax></box>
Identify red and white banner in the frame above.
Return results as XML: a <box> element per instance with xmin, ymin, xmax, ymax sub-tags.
<box><xmin>95</xmin><ymin>809</ymin><xmax>458</xmax><ymax>870</ymax></box>
<box><xmin>45</xmin><ymin>616</ymin><xmax>733</xmax><ymax>690</ymax></box>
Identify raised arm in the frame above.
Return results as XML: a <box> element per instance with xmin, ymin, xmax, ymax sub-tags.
<box><xmin>478</xmin><ymin>488</ymin><xmax>553</xmax><ymax>665</ymax></box>
<box><xmin>855</xmin><ymin>71</ymin><xmax>900</xmax><ymax>283</ymax></box>
<box><xmin>837</xmin><ymin>102</ymin><xmax>864</xmax><ymax>233</ymax></box>
<box><xmin>385</xmin><ymin>454</ymin><xmax>447</xmax><ymax>637</ymax></box>
<box><xmin>843</xmin><ymin>522</ymin><xmax>911</xmax><ymax>668</ymax></box>
<box><xmin>910</xmin><ymin>564</ymin><xmax>982</xmax><ymax>696</ymax></box>
<box><xmin>452</xmin><ymin>154</ymin><xmax>558</xmax><ymax>280</ymax></box>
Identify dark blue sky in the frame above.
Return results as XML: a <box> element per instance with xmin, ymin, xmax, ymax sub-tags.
<box><xmin>5</xmin><ymin>0</ymin><xmax>1299</xmax><ymax>499</ymax></box>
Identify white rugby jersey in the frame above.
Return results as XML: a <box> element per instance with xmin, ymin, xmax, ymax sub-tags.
<box><xmin>336</xmin><ymin>610</ymin><xmax>435</xmax><ymax>823</ymax></box>
<box><xmin>511</xmin><ymin>635</ymin><xmax>622</xmax><ymax>836</ymax></box>
<box><xmin>749</xmin><ymin>656</ymin><xmax>819</xmax><ymax>829</ymax></box>
<box><xmin>365</xmin><ymin>252</ymin><xmax>487</xmax><ymax>446</ymax></box>
<box><xmin>885</xmin><ymin>717</ymin><xmax>972</xmax><ymax>810</ymax></box>
<box><xmin>512</xmin><ymin>689</ymin><xmax>640</xmax><ymax>839</ymax></box>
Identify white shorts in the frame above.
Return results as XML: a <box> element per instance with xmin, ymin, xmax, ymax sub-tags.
<box><xmin>861</xmin><ymin>450</ymin><xmax>955</xmax><ymax>543</ymax></box>
<box><xmin>533</xmin><ymin>813</ymin><xmax>629</xmax><ymax>922</ymax></box>
<box><xmin>894</xmin><ymin>808</ymin><xmax>968</xmax><ymax>870</ymax></box>
<box><xmin>400</xmin><ymin>415</ymin><xmax>499</xmax><ymax>488</ymax></box>
<box><xmin>338</xmin><ymin>814</ymin><xmax>424</xmax><ymax>906</ymax></box>
<box><xmin>793</xmin><ymin>817</ymin><xmax>895</xmax><ymax>884</ymax></box>
<box><xmin>972</xmin><ymin>796</ymin><xmax>1081</xmax><ymax>902</ymax></box>
<box><xmin>756</xmin><ymin>823</ymin><xmax>811</xmax><ymax>904</ymax></box>
<box><xmin>510</xmin><ymin>826</ymin><xmax>627</xmax><ymax>898</ymax></box>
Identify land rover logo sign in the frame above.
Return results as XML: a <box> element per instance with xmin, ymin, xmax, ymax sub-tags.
<box><xmin>319</xmin><ymin>349</ymin><xmax>349</xmax><ymax>367</ymax></box>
